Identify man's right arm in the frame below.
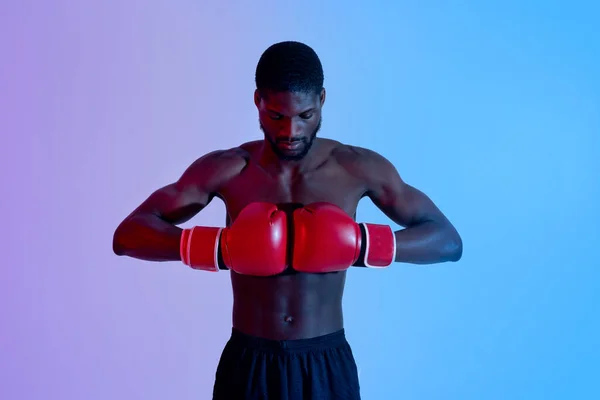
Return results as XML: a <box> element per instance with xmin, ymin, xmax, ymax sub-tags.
<box><xmin>112</xmin><ymin>151</ymin><xmax>235</xmax><ymax>262</ymax></box>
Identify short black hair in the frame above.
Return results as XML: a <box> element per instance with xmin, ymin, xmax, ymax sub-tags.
<box><xmin>255</xmin><ymin>41</ymin><xmax>324</xmax><ymax>96</ymax></box>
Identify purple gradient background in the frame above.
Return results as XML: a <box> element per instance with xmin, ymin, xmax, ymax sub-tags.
<box><xmin>2</xmin><ymin>1</ymin><xmax>599</xmax><ymax>399</ymax></box>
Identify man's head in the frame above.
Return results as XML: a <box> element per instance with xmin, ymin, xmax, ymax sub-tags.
<box><xmin>254</xmin><ymin>41</ymin><xmax>326</xmax><ymax>161</ymax></box>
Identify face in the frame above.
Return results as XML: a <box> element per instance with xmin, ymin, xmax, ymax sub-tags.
<box><xmin>255</xmin><ymin>89</ymin><xmax>325</xmax><ymax>161</ymax></box>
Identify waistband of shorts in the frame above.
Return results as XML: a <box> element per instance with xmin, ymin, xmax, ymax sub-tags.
<box><xmin>228</xmin><ymin>327</ymin><xmax>348</xmax><ymax>352</ymax></box>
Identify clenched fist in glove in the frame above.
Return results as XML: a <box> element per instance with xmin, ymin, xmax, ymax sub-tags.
<box><xmin>180</xmin><ymin>202</ymin><xmax>288</xmax><ymax>276</ymax></box>
<box><xmin>292</xmin><ymin>202</ymin><xmax>396</xmax><ymax>273</ymax></box>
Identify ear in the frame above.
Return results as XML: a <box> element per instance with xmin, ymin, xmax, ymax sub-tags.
<box><xmin>254</xmin><ymin>89</ymin><xmax>261</xmax><ymax>108</ymax></box>
<box><xmin>320</xmin><ymin>88</ymin><xmax>327</xmax><ymax>107</ymax></box>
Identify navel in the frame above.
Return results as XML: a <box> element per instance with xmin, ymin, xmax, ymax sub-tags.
<box><xmin>283</xmin><ymin>315</ymin><xmax>294</xmax><ymax>323</ymax></box>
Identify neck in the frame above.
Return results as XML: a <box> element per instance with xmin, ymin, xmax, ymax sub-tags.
<box><xmin>258</xmin><ymin>139</ymin><xmax>318</xmax><ymax>175</ymax></box>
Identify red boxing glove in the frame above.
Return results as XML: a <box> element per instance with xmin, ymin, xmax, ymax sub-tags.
<box><xmin>180</xmin><ymin>202</ymin><xmax>288</xmax><ymax>276</ymax></box>
<box><xmin>221</xmin><ymin>202</ymin><xmax>288</xmax><ymax>276</ymax></box>
<box><xmin>292</xmin><ymin>202</ymin><xmax>396</xmax><ymax>273</ymax></box>
<box><xmin>292</xmin><ymin>203</ymin><xmax>361</xmax><ymax>273</ymax></box>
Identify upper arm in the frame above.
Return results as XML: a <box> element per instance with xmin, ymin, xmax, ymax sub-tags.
<box><xmin>349</xmin><ymin>147</ymin><xmax>450</xmax><ymax>228</ymax></box>
<box><xmin>126</xmin><ymin>150</ymin><xmax>244</xmax><ymax>225</ymax></box>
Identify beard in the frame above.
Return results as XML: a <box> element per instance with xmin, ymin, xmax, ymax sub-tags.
<box><xmin>260</xmin><ymin>118</ymin><xmax>322</xmax><ymax>161</ymax></box>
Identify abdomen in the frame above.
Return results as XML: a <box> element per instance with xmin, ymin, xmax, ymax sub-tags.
<box><xmin>231</xmin><ymin>270</ymin><xmax>346</xmax><ymax>340</ymax></box>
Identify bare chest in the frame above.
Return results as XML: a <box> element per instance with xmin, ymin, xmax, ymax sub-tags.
<box><xmin>219</xmin><ymin>161</ymin><xmax>366</xmax><ymax>222</ymax></box>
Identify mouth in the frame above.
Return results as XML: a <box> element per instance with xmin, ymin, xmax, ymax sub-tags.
<box><xmin>277</xmin><ymin>141</ymin><xmax>303</xmax><ymax>151</ymax></box>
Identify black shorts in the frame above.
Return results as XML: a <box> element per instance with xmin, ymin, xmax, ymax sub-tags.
<box><xmin>212</xmin><ymin>328</ymin><xmax>361</xmax><ymax>400</ymax></box>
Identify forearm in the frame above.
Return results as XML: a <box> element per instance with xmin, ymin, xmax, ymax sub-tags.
<box><xmin>394</xmin><ymin>220</ymin><xmax>462</xmax><ymax>264</ymax></box>
<box><xmin>113</xmin><ymin>213</ymin><xmax>183</xmax><ymax>262</ymax></box>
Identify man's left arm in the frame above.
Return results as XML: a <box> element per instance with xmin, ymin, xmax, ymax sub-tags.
<box><xmin>359</xmin><ymin>150</ymin><xmax>463</xmax><ymax>265</ymax></box>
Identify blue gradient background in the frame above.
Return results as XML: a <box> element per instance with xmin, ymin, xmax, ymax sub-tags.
<box><xmin>2</xmin><ymin>1</ymin><xmax>598</xmax><ymax>399</ymax></box>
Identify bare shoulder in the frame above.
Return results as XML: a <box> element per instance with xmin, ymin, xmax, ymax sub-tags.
<box><xmin>178</xmin><ymin>146</ymin><xmax>250</xmax><ymax>192</ymax></box>
<box><xmin>239</xmin><ymin>140</ymin><xmax>264</xmax><ymax>154</ymax></box>
<box><xmin>332</xmin><ymin>143</ymin><xmax>397</xmax><ymax>183</ymax></box>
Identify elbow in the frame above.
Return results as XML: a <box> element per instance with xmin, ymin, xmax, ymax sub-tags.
<box><xmin>112</xmin><ymin>227</ymin><xmax>127</xmax><ymax>256</ymax></box>
<box><xmin>429</xmin><ymin>221</ymin><xmax>463</xmax><ymax>263</ymax></box>
<box><xmin>112</xmin><ymin>233</ymin><xmax>124</xmax><ymax>256</ymax></box>
<box><xmin>447</xmin><ymin>233</ymin><xmax>463</xmax><ymax>262</ymax></box>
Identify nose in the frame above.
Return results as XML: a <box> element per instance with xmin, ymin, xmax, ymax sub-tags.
<box><xmin>279</xmin><ymin>120</ymin><xmax>303</xmax><ymax>140</ymax></box>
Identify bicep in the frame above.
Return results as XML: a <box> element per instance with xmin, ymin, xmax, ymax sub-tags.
<box><xmin>127</xmin><ymin>153</ymin><xmax>226</xmax><ymax>225</ymax></box>
<box><xmin>135</xmin><ymin>181</ymin><xmax>211</xmax><ymax>225</ymax></box>
<box><xmin>365</xmin><ymin>156</ymin><xmax>448</xmax><ymax>228</ymax></box>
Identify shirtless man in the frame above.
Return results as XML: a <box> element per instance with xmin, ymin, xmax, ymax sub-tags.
<box><xmin>112</xmin><ymin>41</ymin><xmax>463</xmax><ymax>400</ymax></box>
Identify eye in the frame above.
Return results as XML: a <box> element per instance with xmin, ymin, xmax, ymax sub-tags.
<box><xmin>300</xmin><ymin>113</ymin><xmax>313</xmax><ymax>120</ymax></box>
<box><xmin>269</xmin><ymin>114</ymin><xmax>283</xmax><ymax>120</ymax></box>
